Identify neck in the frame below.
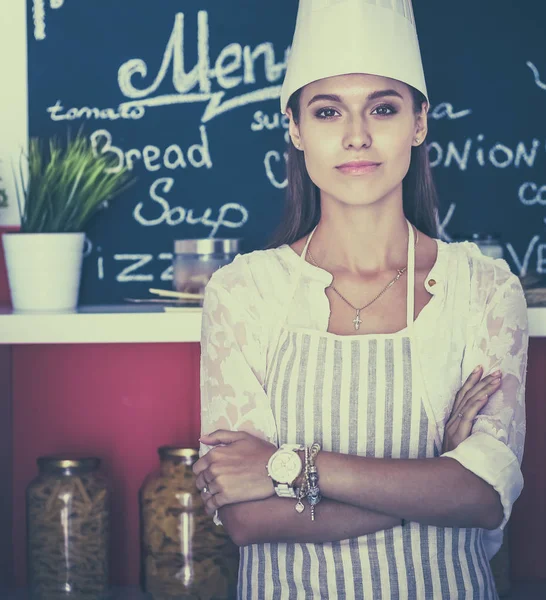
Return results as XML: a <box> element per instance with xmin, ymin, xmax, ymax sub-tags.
<box><xmin>308</xmin><ymin>208</ymin><xmax>412</xmax><ymax>276</ymax></box>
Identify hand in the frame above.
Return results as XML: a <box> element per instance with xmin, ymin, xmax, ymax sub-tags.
<box><xmin>193</xmin><ymin>430</ymin><xmax>277</xmax><ymax>516</ymax></box>
<box><xmin>442</xmin><ymin>366</ymin><xmax>502</xmax><ymax>453</ymax></box>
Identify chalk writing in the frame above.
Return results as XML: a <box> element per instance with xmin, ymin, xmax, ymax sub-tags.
<box><xmin>133</xmin><ymin>177</ymin><xmax>248</xmax><ymax>237</ymax></box>
<box><xmin>527</xmin><ymin>61</ymin><xmax>546</xmax><ymax>91</ymax></box>
<box><xmin>48</xmin><ymin>100</ymin><xmax>145</xmax><ymax>121</ymax></box>
<box><xmin>429</xmin><ymin>137</ymin><xmax>543</xmax><ymax>171</ymax></box>
<box><xmin>519</xmin><ymin>182</ymin><xmax>546</xmax><ymax>205</ymax></box>
<box><xmin>264</xmin><ymin>151</ymin><xmax>288</xmax><ymax>189</ymax></box>
<box><xmin>506</xmin><ymin>236</ymin><xmax>541</xmax><ymax>277</ymax></box>
<box><xmin>115</xmin><ymin>255</ymin><xmax>154</xmax><ymax>282</ymax></box>
<box><xmin>32</xmin><ymin>0</ymin><xmax>46</xmax><ymax>40</ymax></box>
<box><xmin>90</xmin><ymin>128</ymin><xmax>212</xmax><ymax>173</ymax></box>
<box><xmin>32</xmin><ymin>0</ymin><xmax>66</xmax><ymax>40</ymax></box>
<box><xmin>251</xmin><ymin>111</ymin><xmax>290</xmax><ymax>132</ymax></box>
<box><xmin>117</xmin><ymin>12</ymin><xmax>289</xmax><ymax>123</ymax></box>
<box><xmin>438</xmin><ymin>203</ymin><xmax>456</xmax><ymax>242</ymax></box>
<box><xmin>429</xmin><ymin>102</ymin><xmax>472</xmax><ymax>120</ymax></box>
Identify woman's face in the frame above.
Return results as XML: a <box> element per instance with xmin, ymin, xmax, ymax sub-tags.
<box><xmin>287</xmin><ymin>73</ymin><xmax>428</xmax><ymax>209</ymax></box>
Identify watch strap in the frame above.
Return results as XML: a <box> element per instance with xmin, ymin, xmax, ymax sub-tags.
<box><xmin>273</xmin><ymin>483</ymin><xmax>299</xmax><ymax>498</ymax></box>
<box><xmin>279</xmin><ymin>443</ymin><xmax>305</xmax><ymax>452</ymax></box>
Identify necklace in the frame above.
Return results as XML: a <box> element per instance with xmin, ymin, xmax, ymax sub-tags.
<box><xmin>306</xmin><ymin>226</ymin><xmax>419</xmax><ymax>331</ymax></box>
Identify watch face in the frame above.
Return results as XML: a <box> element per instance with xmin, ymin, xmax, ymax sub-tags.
<box><xmin>269</xmin><ymin>450</ymin><xmax>302</xmax><ymax>483</ymax></box>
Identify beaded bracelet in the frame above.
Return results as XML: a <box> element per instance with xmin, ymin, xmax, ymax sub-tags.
<box><xmin>306</xmin><ymin>443</ymin><xmax>322</xmax><ymax>521</ymax></box>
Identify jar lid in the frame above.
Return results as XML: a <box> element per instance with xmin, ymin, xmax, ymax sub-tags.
<box><xmin>37</xmin><ymin>456</ymin><xmax>100</xmax><ymax>473</ymax></box>
<box><xmin>158</xmin><ymin>446</ymin><xmax>199</xmax><ymax>460</ymax></box>
<box><xmin>174</xmin><ymin>239</ymin><xmax>240</xmax><ymax>254</ymax></box>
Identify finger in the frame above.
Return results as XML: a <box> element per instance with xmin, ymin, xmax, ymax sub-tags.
<box><xmin>453</xmin><ymin>412</ymin><xmax>474</xmax><ymax>437</ymax></box>
<box><xmin>462</xmin><ymin>376</ymin><xmax>502</xmax><ymax>407</ymax></box>
<box><xmin>455</xmin><ymin>391</ymin><xmax>491</xmax><ymax>423</ymax></box>
<box><xmin>465</xmin><ymin>370</ymin><xmax>502</xmax><ymax>397</ymax></box>
<box><xmin>457</xmin><ymin>396</ymin><xmax>489</xmax><ymax>428</ymax></box>
<box><xmin>452</xmin><ymin>366</ymin><xmax>483</xmax><ymax>412</ymax></box>
<box><xmin>203</xmin><ymin>494</ymin><xmax>216</xmax><ymax>515</ymax></box>
<box><xmin>454</xmin><ymin>371</ymin><xmax>501</xmax><ymax>416</ymax></box>
<box><xmin>200</xmin><ymin>430</ymin><xmax>247</xmax><ymax>446</ymax></box>
<box><xmin>192</xmin><ymin>455</ymin><xmax>209</xmax><ymax>477</ymax></box>
<box><xmin>205</xmin><ymin>492</ymin><xmax>223</xmax><ymax>515</ymax></box>
<box><xmin>200</xmin><ymin>484</ymin><xmax>215</xmax><ymax>502</ymax></box>
<box><xmin>195</xmin><ymin>472</ymin><xmax>209</xmax><ymax>492</ymax></box>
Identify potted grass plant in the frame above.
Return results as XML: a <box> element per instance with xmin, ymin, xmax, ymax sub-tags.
<box><xmin>2</xmin><ymin>132</ymin><xmax>134</xmax><ymax>312</ymax></box>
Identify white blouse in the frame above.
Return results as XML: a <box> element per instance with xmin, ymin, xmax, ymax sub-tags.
<box><xmin>199</xmin><ymin>237</ymin><xmax>528</xmax><ymax>560</ymax></box>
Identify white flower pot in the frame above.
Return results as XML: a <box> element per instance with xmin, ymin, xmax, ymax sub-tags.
<box><xmin>2</xmin><ymin>232</ymin><xmax>86</xmax><ymax>312</ymax></box>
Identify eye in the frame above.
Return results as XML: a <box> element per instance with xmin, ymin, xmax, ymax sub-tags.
<box><xmin>314</xmin><ymin>107</ymin><xmax>340</xmax><ymax>120</ymax></box>
<box><xmin>372</xmin><ymin>104</ymin><xmax>398</xmax><ymax>116</ymax></box>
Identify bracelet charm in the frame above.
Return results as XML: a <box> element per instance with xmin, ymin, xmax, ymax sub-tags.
<box><xmin>295</xmin><ymin>446</ymin><xmax>309</xmax><ymax>514</ymax></box>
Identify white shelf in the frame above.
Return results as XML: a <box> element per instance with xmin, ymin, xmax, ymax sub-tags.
<box><xmin>527</xmin><ymin>307</ymin><xmax>546</xmax><ymax>337</ymax></box>
<box><xmin>0</xmin><ymin>304</ymin><xmax>202</xmax><ymax>344</ymax></box>
<box><xmin>1</xmin><ymin>305</ymin><xmax>545</xmax><ymax>344</ymax></box>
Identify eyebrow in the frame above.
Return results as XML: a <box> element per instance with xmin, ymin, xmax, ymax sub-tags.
<box><xmin>306</xmin><ymin>89</ymin><xmax>404</xmax><ymax>107</ymax></box>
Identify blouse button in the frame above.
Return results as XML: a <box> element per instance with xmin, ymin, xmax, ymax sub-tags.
<box><xmin>428</xmin><ymin>279</ymin><xmax>437</xmax><ymax>287</ymax></box>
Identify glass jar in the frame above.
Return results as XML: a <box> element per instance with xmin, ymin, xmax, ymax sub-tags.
<box><xmin>26</xmin><ymin>456</ymin><xmax>110</xmax><ymax>599</ymax></box>
<box><xmin>140</xmin><ymin>446</ymin><xmax>239</xmax><ymax>600</ymax></box>
<box><xmin>172</xmin><ymin>239</ymin><xmax>240</xmax><ymax>297</ymax></box>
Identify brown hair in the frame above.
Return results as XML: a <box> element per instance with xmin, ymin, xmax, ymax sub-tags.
<box><xmin>264</xmin><ymin>85</ymin><xmax>439</xmax><ymax>249</ymax></box>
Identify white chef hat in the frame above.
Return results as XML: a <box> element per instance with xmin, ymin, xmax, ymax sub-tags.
<box><xmin>280</xmin><ymin>0</ymin><xmax>429</xmax><ymax>114</ymax></box>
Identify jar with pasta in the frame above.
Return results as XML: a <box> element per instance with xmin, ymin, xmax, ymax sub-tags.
<box><xmin>140</xmin><ymin>446</ymin><xmax>239</xmax><ymax>599</ymax></box>
<box><xmin>26</xmin><ymin>456</ymin><xmax>110</xmax><ymax>599</ymax></box>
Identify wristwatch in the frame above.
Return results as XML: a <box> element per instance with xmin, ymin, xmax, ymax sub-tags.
<box><xmin>267</xmin><ymin>444</ymin><xmax>305</xmax><ymax>498</ymax></box>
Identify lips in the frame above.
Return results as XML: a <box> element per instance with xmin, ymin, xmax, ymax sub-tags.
<box><xmin>336</xmin><ymin>161</ymin><xmax>381</xmax><ymax>175</ymax></box>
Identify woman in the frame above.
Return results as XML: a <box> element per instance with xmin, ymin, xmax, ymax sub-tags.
<box><xmin>194</xmin><ymin>1</ymin><xmax>528</xmax><ymax>598</ymax></box>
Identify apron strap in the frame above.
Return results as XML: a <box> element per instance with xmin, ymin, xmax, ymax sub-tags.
<box><xmin>406</xmin><ymin>219</ymin><xmax>416</xmax><ymax>330</ymax></box>
<box><xmin>301</xmin><ymin>225</ymin><xmax>317</xmax><ymax>263</ymax></box>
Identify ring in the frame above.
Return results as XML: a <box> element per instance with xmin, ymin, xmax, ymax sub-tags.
<box><xmin>203</xmin><ymin>486</ymin><xmax>208</xmax><ymax>494</ymax></box>
<box><xmin>458</xmin><ymin>412</ymin><xmax>464</xmax><ymax>419</ymax></box>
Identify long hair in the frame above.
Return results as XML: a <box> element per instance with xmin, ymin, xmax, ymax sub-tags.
<box><xmin>264</xmin><ymin>85</ymin><xmax>439</xmax><ymax>249</ymax></box>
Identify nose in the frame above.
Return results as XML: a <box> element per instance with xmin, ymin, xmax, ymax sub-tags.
<box><xmin>343</xmin><ymin>116</ymin><xmax>372</xmax><ymax>149</ymax></box>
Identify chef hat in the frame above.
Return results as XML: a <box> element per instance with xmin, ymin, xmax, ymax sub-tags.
<box><xmin>280</xmin><ymin>0</ymin><xmax>429</xmax><ymax>113</ymax></box>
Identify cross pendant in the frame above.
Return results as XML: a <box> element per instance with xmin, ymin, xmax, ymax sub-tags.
<box><xmin>353</xmin><ymin>311</ymin><xmax>362</xmax><ymax>331</ymax></box>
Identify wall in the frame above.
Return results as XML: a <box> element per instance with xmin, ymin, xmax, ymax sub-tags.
<box><xmin>0</xmin><ymin>0</ymin><xmax>28</xmax><ymax>228</ymax></box>
<box><xmin>0</xmin><ymin>1</ymin><xmax>24</xmax><ymax>585</ymax></box>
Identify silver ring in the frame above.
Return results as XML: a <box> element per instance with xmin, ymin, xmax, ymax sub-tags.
<box><xmin>458</xmin><ymin>412</ymin><xmax>464</xmax><ymax>419</ymax></box>
<box><xmin>203</xmin><ymin>486</ymin><xmax>208</xmax><ymax>494</ymax></box>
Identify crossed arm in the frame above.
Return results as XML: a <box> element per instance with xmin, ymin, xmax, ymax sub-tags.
<box><xmin>195</xmin><ymin>427</ymin><xmax>504</xmax><ymax>547</ymax></box>
<box><xmin>219</xmin><ymin>497</ymin><xmax>400</xmax><ymax>547</ymax></box>
<box><xmin>198</xmin><ymin>268</ymin><xmax>527</xmax><ymax>548</ymax></box>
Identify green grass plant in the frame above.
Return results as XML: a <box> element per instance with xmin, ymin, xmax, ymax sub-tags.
<box><xmin>14</xmin><ymin>132</ymin><xmax>134</xmax><ymax>233</ymax></box>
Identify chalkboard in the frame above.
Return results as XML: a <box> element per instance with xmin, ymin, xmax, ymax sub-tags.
<box><xmin>27</xmin><ymin>0</ymin><xmax>546</xmax><ymax>305</ymax></box>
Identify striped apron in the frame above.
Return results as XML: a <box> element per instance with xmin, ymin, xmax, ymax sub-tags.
<box><xmin>238</xmin><ymin>221</ymin><xmax>497</xmax><ymax>599</ymax></box>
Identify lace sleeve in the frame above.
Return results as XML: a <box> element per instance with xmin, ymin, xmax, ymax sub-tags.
<box><xmin>441</xmin><ymin>258</ymin><xmax>528</xmax><ymax>559</ymax></box>
<box><xmin>198</xmin><ymin>259</ymin><xmax>278</xmax><ymax>524</ymax></box>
